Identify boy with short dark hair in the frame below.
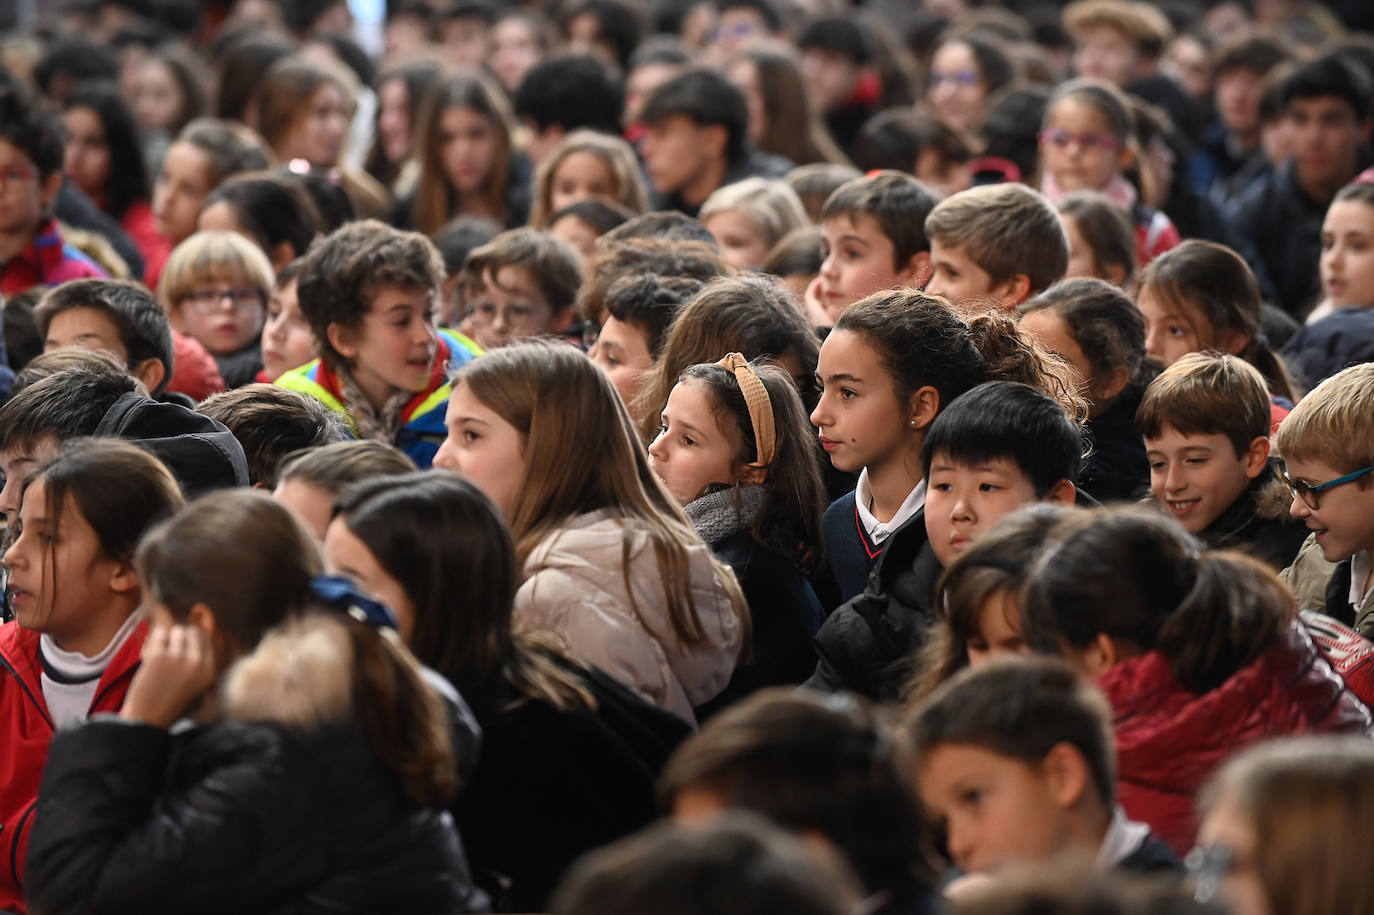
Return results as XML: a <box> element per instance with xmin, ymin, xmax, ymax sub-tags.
<box><xmin>460</xmin><ymin>227</ymin><xmax>582</xmax><ymax>349</ymax></box>
<box><xmin>808</xmin><ymin>382</ymin><xmax>1079</xmax><ymax>700</ymax></box>
<box><xmin>0</xmin><ymin>86</ymin><xmax>106</xmax><ymax>297</ymax></box>
<box><xmin>906</xmin><ymin>656</ymin><xmax>1179</xmax><ymax>878</ymax></box>
<box><xmin>813</xmin><ymin>171</ymin><xmax>940</xmax><ymax>323</ymax></box>
<box><xmin>1229</xmin><ymin>53</ymin><xmax>1374</xmax><ymax>316</ymax></box>
<box><xmin>33</xmin><ymin>278</ymin><xmax>175</xmax><ymax>397</ymax></box>
<box><xmin>197</xmin><ymin>383</ymin><xmax>348</xmax><ymax>489</ymax></box>
<box><xmin>588</xmin><ymin>274</ymin><xmax>701</xmax><ymax>411</ymax></box>
<box><xmin>1277</xmin><ymin>362</ymin><xmax>1374</xmax><ymax>636</ymax></box>
<box><xmin>924</xmin><ymin>183</ymin><xmax>1070</xmax><ymax>310</ymax></box>
<box><xmin>1137</xmin><ymin>352</ymin><xmax>1307</xmax><ymax>570</ymax></box>
<box><xmin>278</xmin><ymin>220</ymin><xmax>481</xmax><ymax>468</ymax></box>
<box><xmin>639</xmin><ymin>68</ymin><xmax>790</xmax><ymax>216</ymax></box>
<box><xmin>514</xmin><ymin>55</ymin><xmax>625</xmax><ymax>165</ymax></box>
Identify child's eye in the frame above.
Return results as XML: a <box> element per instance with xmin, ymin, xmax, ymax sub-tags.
<box><xmin>931</xmin><ymin>481</ymin><xmax>952</xmax><ymax>492</ymax></box>
<box><xmin>681</xmin><ymin>435</ymin><xmax>696</xmax><ymax>447</ymax></box>
<box><xmin>1167</xmin><ymin>325</ymin><xmax>1187</xmax><ymax>338</ymax></box>
<box><xmin>839</xmin><ymin>387</ymin><xmax>857</xmax><ymax>399</ymax></box>
<box><xmin>978</xmin><ymin>483</ymin><xmax>1002</xmax><ymax>493</ymax></box>
<box><xmin>1148</xmin><ymin>460</ymin><xmax>1166</xmax><ymax>471</ymax></box>
<box><xmin>960</xmin><ymin>788</ymin><xmax>983</xmax><ymax>806</ymax></box>
<box><xmin>1185</xmin><ymin>457</ymin><xmax>1207</xmax><ymax>465</ymax></box>
<box><xmin>462</xmin><ymin>430</ymin><xmax>479</xmax><ymax>443</ymax></box>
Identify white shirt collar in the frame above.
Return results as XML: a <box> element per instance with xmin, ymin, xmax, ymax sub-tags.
<box><xmin>854</xmin><ymin>469</ymin><xmax>925</xmax><ymax>545</ymax></box>
<box><xmin>1094</xmin><ymin>806</ymin><xmax>1151</xmax><ymax>869</ymax></box>
<box><xmin>1350</xmin><ymin>549</ymin><xmax>1373</xmax><ymax>609</ymax></box>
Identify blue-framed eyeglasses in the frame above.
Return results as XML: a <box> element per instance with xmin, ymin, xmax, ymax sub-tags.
<box><xmin>1281</xmin><ymin>464</ymin><xmax>1374</xmax><ymax>511</ymax></box>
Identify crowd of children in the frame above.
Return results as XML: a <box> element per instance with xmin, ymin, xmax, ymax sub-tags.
<box><xmin>0</xmin><ymin>0</ymin><xmax>1372</xmax><ymax>912</ymax></box>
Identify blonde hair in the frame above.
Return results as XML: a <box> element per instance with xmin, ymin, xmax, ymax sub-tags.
<box><xmin>528</xmin><ymin>130</ymin><xmax>647</xmax><ymax>228</ymax></box>
<box><xmin>924</xmin><ymin>183</ymin><xmax>1070</xmax><ymax>295</ymax></box>
<box><xmin>158</xmin><ymin>230</ymin><xmax>276</xmax><ymax>315</ymax></box>
<box><xmin>698</xmin><ymin>178</ymin><xmax>809</xmax><ymax>255</ymax></box>
<box><xmin>1063</xmin><ymin>0</ymin><xmax>1173</xmax><ymax>56</ymax></box>
<box><xmin>453</xmin><ymin>340</ymin><xmax>748</xmax><ymax>649</ymax></box>
<box><xmin>1275</xmin><ymin>362</ymin><xmax>1374</xmax><ymax>473</ymax></box>
<box><xmin>1200</xmin><ymin>736</ymin><xmax>1374</xmax><ymax>915</ymax></box>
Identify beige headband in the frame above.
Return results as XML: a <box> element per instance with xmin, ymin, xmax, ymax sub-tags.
<box><xmin>716</xmin><ymin>352</ymin><xmax>776</xmax><ymax>467</ymax></box>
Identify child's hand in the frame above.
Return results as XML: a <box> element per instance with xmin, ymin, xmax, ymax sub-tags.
<box><xmin>120</xmin><ymin>624</ymin><xmax>218</xmax><ymax>729</ymax></box>
<box><xmin>803</xmin><ymin>275</ymin><xmax>836</xmax><ymax>329</ymax></box>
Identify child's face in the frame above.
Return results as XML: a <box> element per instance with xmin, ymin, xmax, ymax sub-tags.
<box><xmin>44</xmin><ymin>306</ymin><xmax>131</xmax><ymax>364</ymax></box>
<box><xmin>261</xmin><ymin>278</ymin><xmax>316</xmax><ymax>381</ymax></box>
<box><xmin>465</xmin><ymin>265</ymin><xmax>559</xmax><ymax>350</ymax></box>
<box><xmin>927</xmin><ymin>41</ymin><xmax>988</xmax><ymax>133</ymax></box>
<box><xmin>800</xmin><ymin>48</ymin><xmax>859</xmax><ymax>113</ymax></box>
<box><xmin>640</xmin><ymin>114</ymin><xmax>716</xmax><ymax>196</ymax></box>
<box><xmin>1320</xmin><ymin>199</ymin><xmax>1374</xmax><ymax>310</ymax></box>
<box><xmin>925</xmin><ymin>455</ymin><xmax>1042</xmax><ymax>568</ymax></box>
<box><xmin>173</xmin><ymin>277</ymin><xmax>267</xmax><ymax>356</ymax></box>
<box><xmin>3</xmin><ymin>477</ymin><xmax>130</xmax><ymax>654</ymax></box>
<box><xmin>1195</xmin><ymin>793</ymin><xmax>1270</xmax><ymax>915</ymax></box>
<box><xmin>1017</xmin><ymin>308</ymin><xmax>1097</xmax><ymax>403</ymax></box>
<box><xmin>153</xmin><ymin>140</ymin><xmax>213</xmax><ymax>244</ymax></box>
<box><xmin>549</xmin><ymin>151</ymin><xmax>616</xmax><ymax>216</ymax></box>
<box><xmin>1146</xmin><ymin>427</ymin><xmax>1267</xmax><ymax>534</ymax></box>
<box><xmin>1283</xmin><ymin>454</ymin><xmax>1374</xmax><ymax>563</ymax></box>
<box><xmin>926</xmin><ymin>239</ymin><xmax>1013</xmax><ymax>308</ymax></box>
<box><xmin>648</xmin><ymin>379</ymin><xmax>743</xmax><ymax>506</ymax></box>
<box><xmin>433</xmin><ymin>382</ymin><xmax>527</xmax><ymax>519</ymax></box>
<box><xmin>1039</xmin><ymin>98</ymin><xmax>1129</xmax><ymax>194</ymax></box>
<box><xmin>917</xmin><ymin>742</ymin><xmax>1079</xmax><ymax>875</ymax></box>
<box><xmin>967</xmin><ymin>588</ymin><xmax>1026</xmax><ymax>666</ymax></box>
<box><xmin>589</xmin><ymin>315</ymin><xmax>653</xmax><ymax>410</ymax></box>
<box><xmin>440</xmin><ymin>105</ymin><xmax>499</xmax><ymax>195</ymax></box>
<box><xmin>273</xmin><ymin>478</ymin><xmax>334</xmax><ymax>541</ymax></box>
<box><xmin>818</xmin><ymin>214</ymin><xmax>924</xmax><ymax>313</ymax></box>
<box><xmin>1286</xmin><ymin>96</ymin><xmax>1369</xmax><ymax>198</ymax></box>
<box><xmin>0</xmin><ymin>436</ymin><xmax>58</xmax><ymax>526</ymax></box>
<box><xmin>282</xmin><ymin>82</ymin><xmax>349</xmax><ymax>167</ymax></box>
<box><xmin>1070</xmin><ymin>25</ymin><xmax>1144</xmax><ymax>87</ymax></box>
<box><xmin>0</xmin><ymin>138</ymin><xmax>55</xmax><ymax>239</ymax></box>
<box><xmin>1215</xmin><ymin>66</ymin><xmax>1265</xmax><ymax>136</ymax></box>
<box><xmin>323</xmin><ymin>517</ymin><xmax>416</xmax><ymax>643</ymax></box>
<box><xmin>810</xmin><ymin>329</ymin><xmax>918</xmax><ymax>475</ymax></box>
<box><xmin>1136</xmin><ymin>286</ymin><xmax>1203</xmax><ymax>367</ymax></box>
<box><xmin>1059</xmin><ymin>213</ymin><xmax>1101</xmax><ymax>281</ymax></box>
<box><xmin>549</xmin><ymin>213</ymin><xmax>599</xmax><ymax>263</ymax></box>
<box><xmin>62</xmin><ymin>105</ymin><xmax>112</xmax><ymax>203</ymax></box>
<box><xmin>703</xmin><ymin>209</ymin><xmax>770</xmax><ymax>271</ymax></box>
<box><xmin>332</xmin><ymin>285</ymin><xmax>437</xmax><ymax>405</ymax></box>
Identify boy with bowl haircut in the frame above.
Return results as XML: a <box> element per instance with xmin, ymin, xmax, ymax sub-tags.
<box><xmin>1137</xmin><ymin>352</ymin><xmax>1307</xmax><ymax>571</ymax></box>
<box><xmin>459</xmin><ymin>227</ymin><xmax>582</xmax><ymax>350</ymax></box>
<box><xmin>923</xmin><ymin>183</ymin><xmax>1070</xmax><ymax>311</ymax></box>
<box><xmin>905</xmin><ymin>656</ymin><xmax>1179</xmax><ymax>878</ymax></box>
<box><xmin>278</xmin><ymin>219</ymin><xmax>481</xmax><ymax>469</ymax></box>
<box><xmin>1277</xmin><ymin>363</ymin><xmax>1374</xmax><ymax>637</ymax></box>
<box><xmin>34</xmin><ymin>278</ymin><xmax>175</xmax><ymax>397</ymax></box>
<box><xmin>812</xmin><ymin>171</ymin><xmax>940</xmax><ymax>325</ymax></box>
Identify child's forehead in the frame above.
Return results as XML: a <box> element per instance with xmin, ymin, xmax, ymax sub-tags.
<box><xmin>472</xmin><ymin>263</ymin><xmax>546</xmax><ymax>302</ymax></box>
<box><xmin>822</xmin><ymin>212</ymin><xmax>892</xmax><ymax>245</ymax></box>
<box><xmin>928</xmin><ymin>451</ymin><xmax>1029</xmax><ymax>477</ymax></box>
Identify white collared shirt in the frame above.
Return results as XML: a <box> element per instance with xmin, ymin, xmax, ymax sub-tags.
<box><xmin>854</xmin><ymin>470</ymin><xmax>926</xmax><ymax>546</ymax></box>
<box><xmin>1350</xmin><ymin>549</ymin><xmax>1373</xmax><ymax>610</ymax></box>
<box><xmin>1094</xmin><ymin>806</ymin><xmax>1152</xmax><ymax>869</ymax></box>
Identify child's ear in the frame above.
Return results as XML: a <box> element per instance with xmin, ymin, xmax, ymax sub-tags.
<box><xmin>738</xmin><ymin>462</ymin><xmax>768</xmax><ymax>485</ymax></box>
<box><xmin>108</xmin><ymin>561</ymin><xmax>139</xmax><ymax>595</ymax></box>
<box><xmin>1114</xmin><ymin>143</ymin><xmax>1136</xmax><ymax>174</ymax></box>
<box><xmin>130</xmin><ymin>358</ymin><xmax>166</xmax><ymax>394</ymax></box>
<box><xmin>1075</xmin><ymin>632</ymin><xmax>1120</xmax><ymax>678</ymax></box>
<box><xmin>1043</xmin><ymin>742</ymin><xmax>1091</xmax><ymax>811</ymax></box>
<box><xmin>1243</xmin><ymin>435</ymin><xmax>1271</xmax><ymax>479</ymax></box>
<box><xmin>326</xmin><ymin>322</ymin><xmax>359</xmax><ymax>361</ymax></box>
<box><xmin>907</xmin><ymin>384</ymin><xmax>940</xmax><ymax>432</ymax></box>
<box><xmin>1043</xmin><ymin>480</ymin><xmax>1076</xmax><ymax>505</ymax></box>
<box><xmin>990</xmin><ymin>274</ymin><xmax>1032</xmax><ymax>308</ymax></box>
<box><xmin>1093</xmin><ymin>365</ymin><xmax>1131</xmax><ymax>404</ymax></box>
<box><xmin>900</xmin><ymin>251</ymin><xmax>932</xmax><ymax>288</ymax></box>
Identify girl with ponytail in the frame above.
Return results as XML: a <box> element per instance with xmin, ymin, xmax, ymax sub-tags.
<box><xmin>1020</xmin><ymin>505</ymin><xmax>1371</xmax><ymax>856</ymax></box>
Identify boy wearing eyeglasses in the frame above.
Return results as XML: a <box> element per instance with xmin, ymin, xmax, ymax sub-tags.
<box><xmin>1277</xmin><ymin>362</ymin><xmax>1374</xmax><ymax>638</ymax></box>
<box><xmin>457</xmin><ymin>227</ymin><xmax>581</xmax><ymax>351</ymax></box>
<box><xmin>1137</xmin><ymin>353</ymin><xmax>1309</xmax><ymax>572</ymax></box>
<box><xmin>0</xmin><ymin>86</ymin><xmax>106</xmax><ymax>297</ymax></box>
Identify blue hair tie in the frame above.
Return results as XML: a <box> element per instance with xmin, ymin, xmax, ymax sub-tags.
<box><xmin>309</xmin><ymin>575</ymin><xmax>398</xmax><ymax>631</ymax></box>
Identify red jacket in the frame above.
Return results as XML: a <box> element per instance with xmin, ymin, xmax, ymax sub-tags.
<box><xmin>0</xmin><ymin>621</ymin><xmax>145</xmax><ymax>914</ymax></box>
<box><xmin>1098</xmin><ymin>619</ymin><xmax>1372</xmax><ymax>856</ymax></box>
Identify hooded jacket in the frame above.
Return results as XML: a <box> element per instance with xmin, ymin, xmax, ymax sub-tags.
<box><xmin>95</xmin><ymin>392</ymin><xmax>250</xmax><ymax>496</ymax></box>
<box><xmin>0</xmin><ymin>620</ymin><xmax>146</xmax><ymax>915</ymax></box>
<box><xmin>514</xmin><ymin>511</ymin><xmax>746</xmax><ymax>723</ymax></box>
<box><xmin>1195</xmin><ymin>461</ymin><xmax>1310</xmax><ymax>571</ymax></box>
<box><xmin>1099</xmin><ymin>618</ymin><xmax>1372</xmax><ymax>855</ymax></box>
<box><xmin>24</xmin><ymin>628</ymin><xmax>489</xmax><ymax>915</ymax></box>
<box><xmin>276</xmin><ymin>329</ymin><xmax>480</xmax><ymax>469</ymax></box>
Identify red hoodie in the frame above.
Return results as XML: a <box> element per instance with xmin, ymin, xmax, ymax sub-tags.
<box><xmin>1098</xmin><ymin>619</ymin><xmax>1372</xmax><ymax>856</ymax></box>
<box><xmin>0</xmin><ymin>621</ymin><xmax>145</xmax><ymax>914</ymax></box>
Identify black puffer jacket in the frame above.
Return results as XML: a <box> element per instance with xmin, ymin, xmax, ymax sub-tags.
<box><xmin>25</xmin><ymin>719</ymin><xmax>489</xmax><ymax>915</ymax></box>
<box><xmin>1196</xmin><ymin>461</ymin><xmax>1310</xmax><ymax>572</ymax></box>
<box><xmin>804</xmin><ymin>511</ymin><xmax>943</xmax><ymax>701</ymax></box>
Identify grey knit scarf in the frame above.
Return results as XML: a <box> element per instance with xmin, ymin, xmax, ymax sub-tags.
<box><xmin>683</xmin><ymin>483</ymin><xmax>768</xmax><ymax>546</ymax></box>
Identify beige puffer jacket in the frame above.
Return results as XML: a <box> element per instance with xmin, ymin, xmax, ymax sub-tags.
<box><xmin>515</xmin><ymin>511</ymin><xmax>745</xmax><ymax>723</ymax></box>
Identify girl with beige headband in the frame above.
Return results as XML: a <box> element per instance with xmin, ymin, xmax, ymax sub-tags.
<box><xmin>649</xmin><ymin>353</ymin><xmax>828</xmax><ymax>709</ymax></box>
